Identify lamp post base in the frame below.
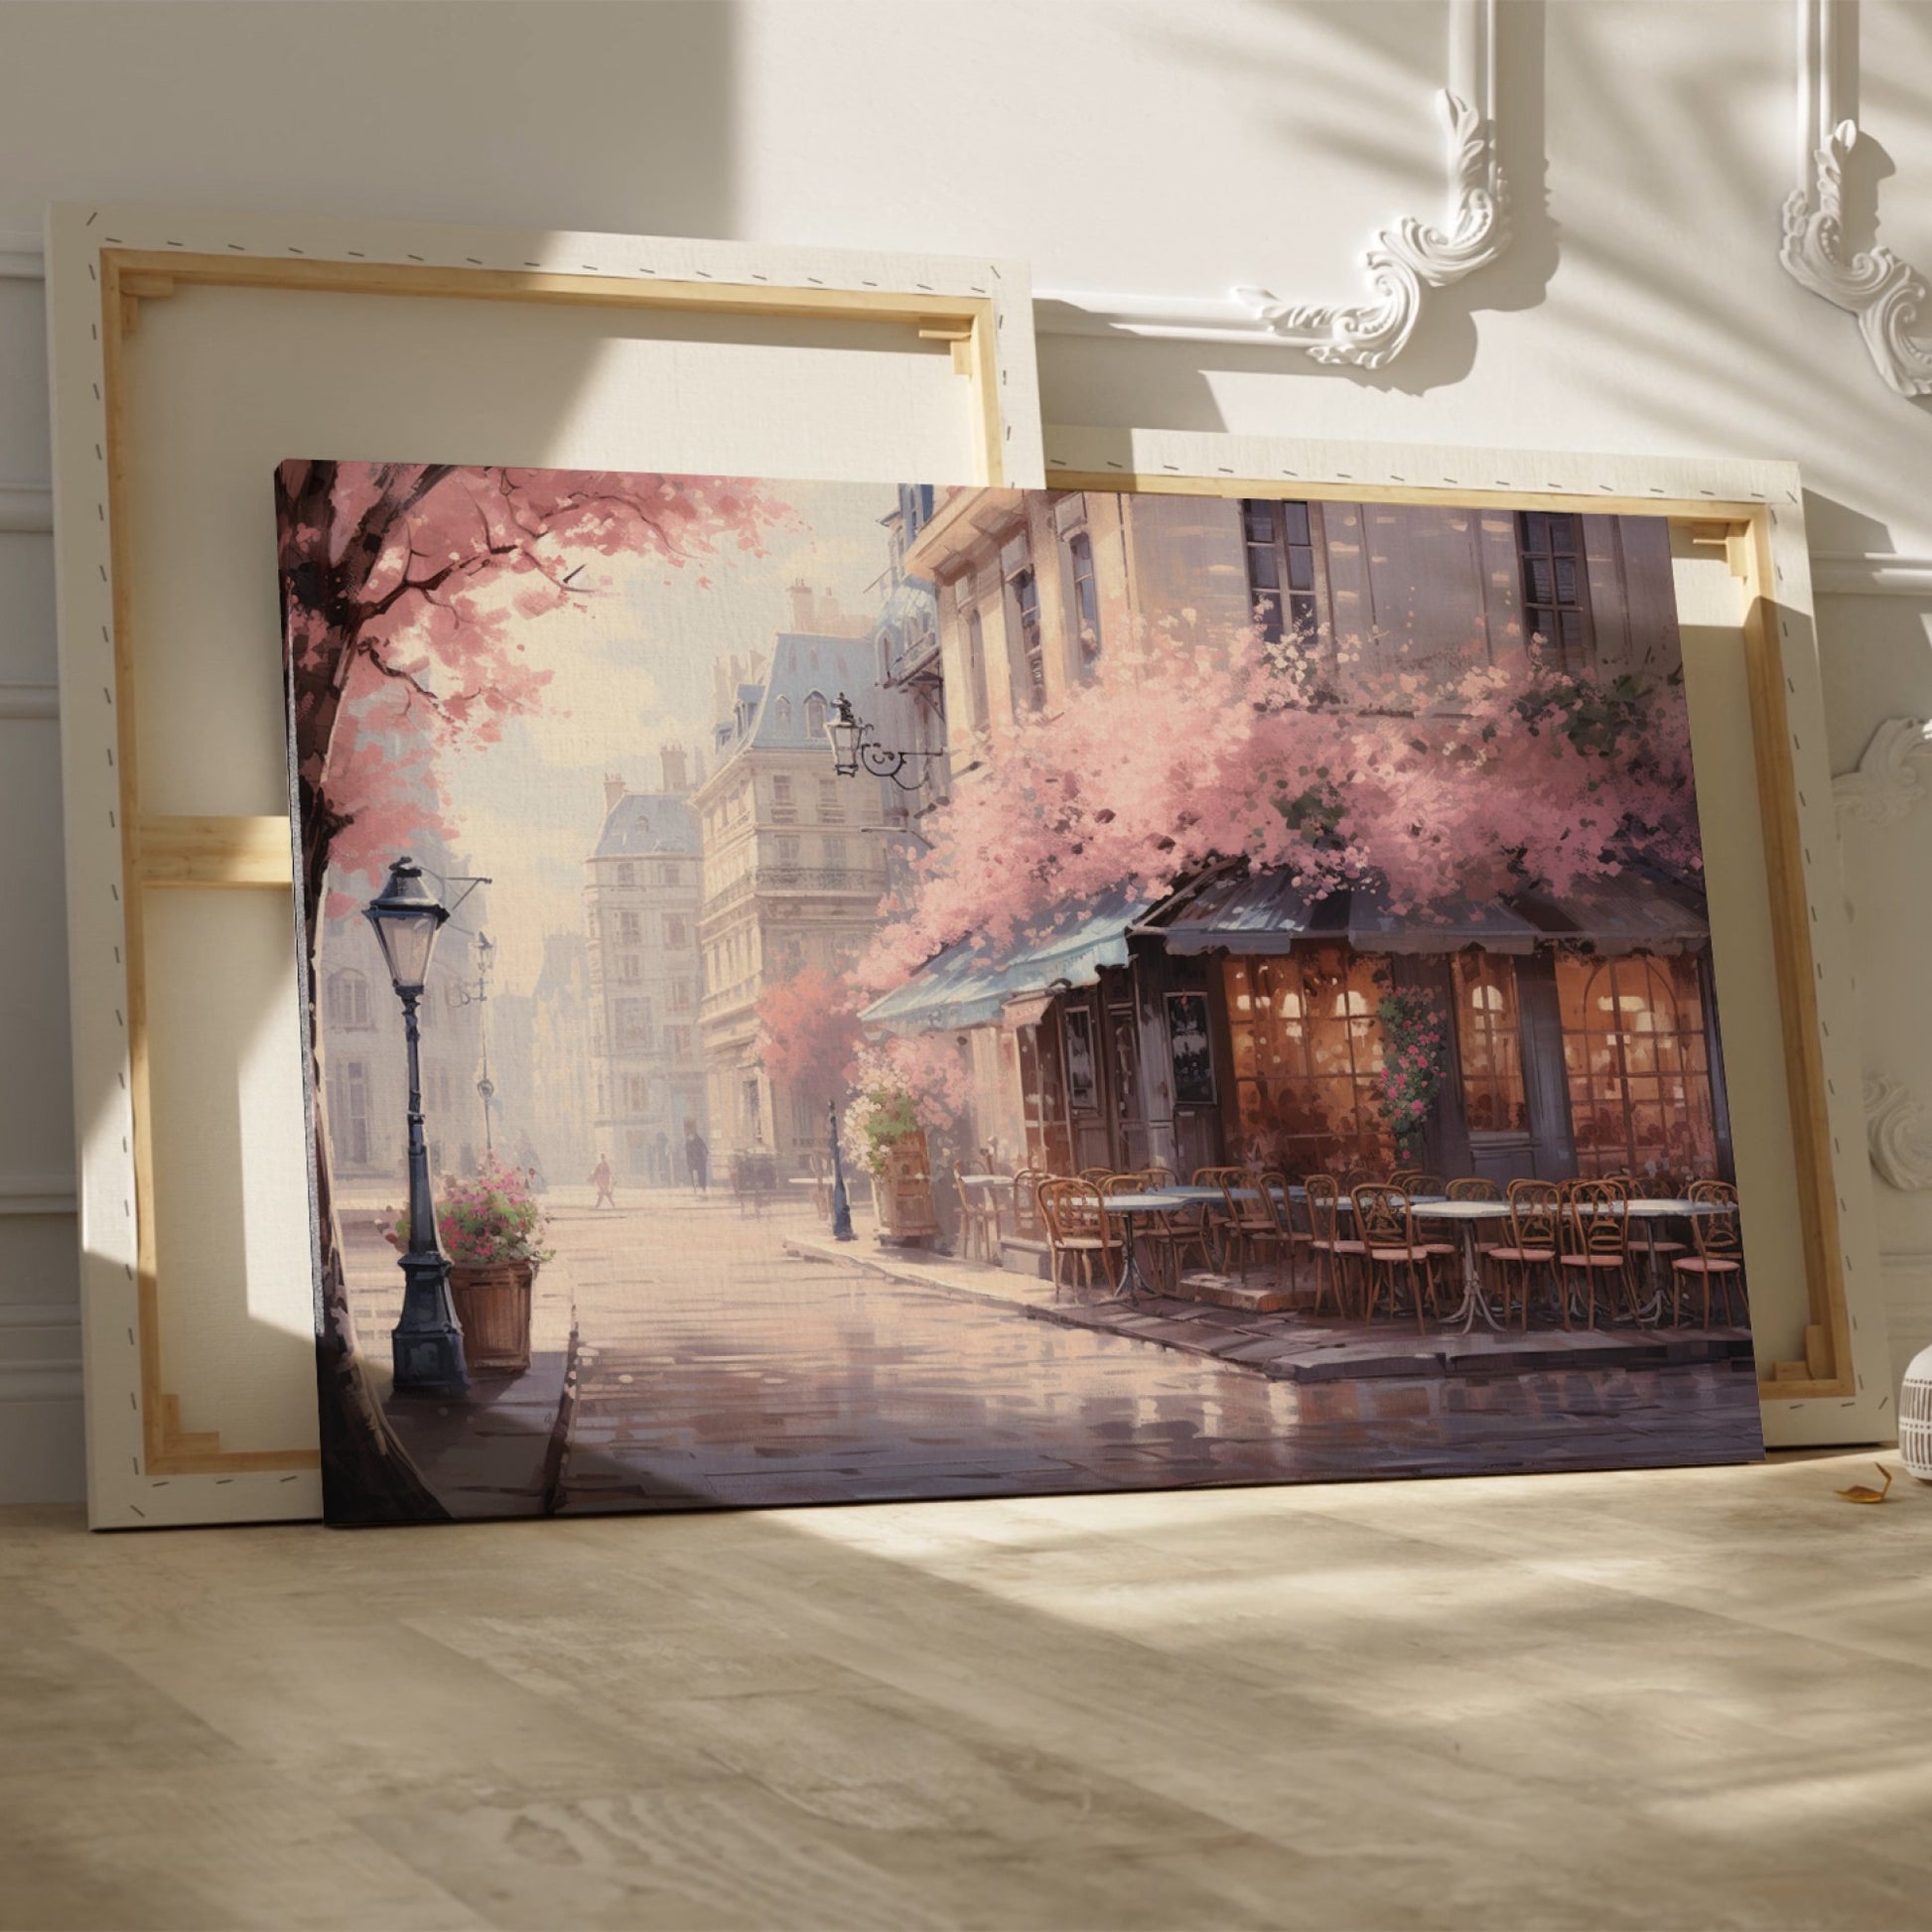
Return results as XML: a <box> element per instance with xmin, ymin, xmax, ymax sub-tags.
<box><xmin>391</xmin><ymin>1254</ymin><xmax>469</xmax><ymax>1394</ymax></box>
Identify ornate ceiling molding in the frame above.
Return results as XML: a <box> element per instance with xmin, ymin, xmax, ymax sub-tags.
<box><xmin>1781</xmin><ymin>0</ymin><xmax>1932</xmax><ymax>399</ymax></box>
<box><xmin>1834</xmin><ymin>717</ymin><xmax>1932</xmax><ymax>825</ymax></box>
<box><xmin>1865</xmin><ymin>1074</ymin><xmax>1932</xmax><ymax>1192</ymax></box>
<box><xmin>1036</xmin><ymin>0</ymin><xmax>1509</xmax><ymax>369</ymax></box>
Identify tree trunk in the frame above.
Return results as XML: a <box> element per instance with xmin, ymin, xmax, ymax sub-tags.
<box><xmin>281</xmin><ymin>461</ymin><xmax>448</xmax><ymax>1524</ymax></box>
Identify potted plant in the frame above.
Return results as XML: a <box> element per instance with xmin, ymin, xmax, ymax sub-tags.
<box><xmin>847</xmin><ymin>1081</ymin><xmax>941</xmax><ymax>1245</ymax></box>
<box><xmin>388</xmin><ymin>1162</ymin><xmax>552</xmax><ymax>1375</ymax></box>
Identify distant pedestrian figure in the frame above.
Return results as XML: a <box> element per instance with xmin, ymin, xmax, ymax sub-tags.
<box><xmin>590</xmin><ymin>1154</ymin><xmax>616</xmax><ymax>1209</ymax></box>
<box><xmin>686</xmin><ymin>1130</ymin><xmax>709</xmax><ymax>1193</ymax></box>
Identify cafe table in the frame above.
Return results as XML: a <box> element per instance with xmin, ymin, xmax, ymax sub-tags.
<box><xmin>1407</xmin><ymin>1197</ymin><xmax>1515</xmax><ymax>1333</ymax></box>
<box><xmin>1572</xmin><ymin>1197</ymin><xmax>1725</xmax><ymax>1322</ymax></box>
<box><xmin>1094</xmin><ymin>1190</ymin><xmax>1190</xmax><ymax>1304</ymax></box>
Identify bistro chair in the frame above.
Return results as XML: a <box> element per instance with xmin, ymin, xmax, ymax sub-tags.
<box><xmin>952</xmin><ymin>1164</ymin><xmax>1001</xmax><ymax>1264</ymax></box>
<box><xmin>1262</xmin><ymin>1168</ymin><xmax>1315</xmax><ymax>1293</ymax></box>
<box><xmin>1408</xmin><ymin>1173</ymin><xmax>1449</xmax><ymax>1198</ymax></box>
<box><xmin>1353</xmin><ymin>1183</ymin><xmax>1442</xmax><ymax>1332</ymax></box>
<box><xmin>1448</xmin><ymin>1176</ymin><xmax>1502</xmax><ymax>1201</ymax></box>
<box><xmin>1305</xmin><ymin>1174</ymin><xmax>1364</xmax><ymax>1317</ymax></box>
<box><xmin>1562</xmin><ymin>1177</ymin><xmax>1636</xmax><ymax>1328</ymax></box>
<box><xmin>1486</xmin><ymin>1178</ymin><xmax>1564</xmax><ymax>1328</ymax></box>
<box><xmin>1388</xmin><ymin>1168</ymin><xmax>1424</xmax><ymax>1191</ymax></box>
<box><xmin>1078</xmin><ymin>1167</ymin><xmax>1115</xmax><ymax>1183</ymax></box>
<box><xmin>1192</xmin><ymin>1167</ymin><xmax>1245</xmax><ymax>1269</ymax></box>
<box><xmin>1217</xmin><ymin>1167</ymin><xmax>1289</xmax><ymax>1284</ymax></box>
<box><xmin>1010</xmin><ymin>1167</ymin><xmax>1048</xmax><ymax>1241</ymax></box>
<box><xmin>1672</xmin><ymin>1179</ymin><xmax>1746</xmax><ymax>1329</ymax></box>
<box><xmin>1038</xmin><ymin>1177</ymin><xmax>1122</xmax><ymax>1300</ymax></box>
<box><xmin>1140</xmin><ymin>1171</ymin><xmax>1213</xmax><ymax>1290</ymax></box>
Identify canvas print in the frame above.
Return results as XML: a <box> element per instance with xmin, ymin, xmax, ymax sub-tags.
<box><xmin>278</xmin><ymin>463</ymin><xmax>1763</xmax><ymax>1525</ymax></box>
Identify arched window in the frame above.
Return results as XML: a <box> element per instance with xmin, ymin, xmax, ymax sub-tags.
<box><xmin>325</xmin><ymin>968</ymin><xmax>372</xmax><ymax>1031</ymax></box>
<box><xmin>1556</xmin><ymin>952</ymin><xmax>1717</xmax><ymax>1184</ymax></box>
<box><xmin>1452</xmin><ymin>953</ymin><xmax>1528</xmax><ymax>1133</ymax></box>
<box><xmin>774</xmin><ymin>696</ymin><xmax>792</xmax><ymax>730</ymax></box>
<box><xmin>804</xmin><ymin>692</ymin><xmax>827</xmax><ymax>739</ymax></box>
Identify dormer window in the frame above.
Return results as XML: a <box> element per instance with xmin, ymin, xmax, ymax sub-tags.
<box><xmin>804</xmin><ymin>691</ymin><xmax>828</xmax><ymax>740</ymax></box>
<box><xmin>774</xmin><ymin>696</ymin><xmax>792</xmax><ymax>730</ymax></box>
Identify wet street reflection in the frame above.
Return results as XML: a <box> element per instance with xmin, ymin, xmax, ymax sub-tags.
<box><xmin>551</xmin><ymin>1197</ymin><xmax>1761</xmax><ymax>1514</ymax></box>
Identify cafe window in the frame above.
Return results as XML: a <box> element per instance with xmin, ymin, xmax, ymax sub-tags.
<box><xmin>1453</xmin><ymin>953</ymin><xmax>1529</xmax><ymax>1133</ymax></box>
<box><xmin>1241</xmin><ymin>498</ymin><xmax>1318</xmax><ymax>645</ymax></box>
<box><xmin>1556</xmin><ymin>952</ymin><xmax>1717</xmax><ymax>1185</ymax></box>
<box><xmin>1518</xmin><ymin>511</ymin><xmax>1593</xmax><ymax>666</ymax></box>
<box><xmin>1066</xmin><ymin>529</ymin><xmax>1102</xmax><ymax>674</ymax></box>
<box><xmin>1221</xmin><ymin>946</ymin><xmax>1393</xmax><ymax>1174</ymax></box>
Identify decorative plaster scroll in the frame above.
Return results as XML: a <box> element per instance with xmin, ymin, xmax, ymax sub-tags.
<box><xmin>1834</xmin><ymin>717</ymin><xmax>1932</xmax><ymax>825</ymax></box>
<box><xmin>1781</xmin><ymin>0</ymin><xmax>1932</xmax><ymax>399</ymax></box>
<box><xmin>1036</xmin><ymin>0</ymin><xmax>1509</xmax><ymax>368</ymax></box>
<box><xmin>1864</xmin><ymin>1074</ymin><xmax>1932</xmax><ymax>1191</ymax></box>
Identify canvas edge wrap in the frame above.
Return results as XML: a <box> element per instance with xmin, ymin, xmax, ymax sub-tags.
<box><xmin>1040</xmin><ymin>423</ymin><xmax>1889</xmax><ymax>1451</ymax></box>
<box><xmin>47</xmin><ymin>200</ymin><xmax>1044</xmax><ymax>1529</ymax></box>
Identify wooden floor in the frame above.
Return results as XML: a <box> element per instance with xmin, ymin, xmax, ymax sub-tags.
<box><xmin>4</xmin><ymin>1451</ymin><xmax>1931</xmax><ymax>1930</ymax></box>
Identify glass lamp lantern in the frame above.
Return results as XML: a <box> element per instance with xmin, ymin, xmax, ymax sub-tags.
<box><xmin>363</xmin><ymin>856</ymin><xmax>449</xmax><ymax>997</ymax></box>
<box><xmin>825</xmin><ymin>693</ymin><xmax>864</xmax><ymax>777</ymax></box>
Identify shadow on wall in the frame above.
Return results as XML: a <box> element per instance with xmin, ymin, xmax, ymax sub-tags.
<box><xmin>1035</xmin><ymin>0</ymin><xmax>1555</xmax><ymax>421</ymax></box>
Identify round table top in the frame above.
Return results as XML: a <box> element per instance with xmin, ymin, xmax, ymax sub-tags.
<box><xmin>1100</xmin><ymin>1191</ymin><xmax>1191</xmax><ymax>1214</ymax></box>
<box><xmin>1408</xmin><ymin>1197</ymin><xmax>1513</xmax><ymax>1219</ymax></box>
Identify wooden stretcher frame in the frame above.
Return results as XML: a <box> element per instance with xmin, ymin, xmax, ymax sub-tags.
<box><xmin>1041</xmin><ymin>425</ymin><xmax>1889</xmax><ymax>1450</ymax></box>
<box><xmin>47</xmin><ymin>202</ymin><xmax>1044</xmax><ymax>1526</ymax></box>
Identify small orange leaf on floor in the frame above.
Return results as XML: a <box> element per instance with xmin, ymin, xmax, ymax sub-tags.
<box><xmin>1835</xmin><ymin>1463</ymin><xmax>1894</xmax><ymax>1505</ymax></box>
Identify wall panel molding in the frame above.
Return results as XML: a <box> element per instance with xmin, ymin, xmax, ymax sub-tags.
<box><xmin>1781</xmin><ymin>0</ymin><xmax>1932</xmax><ymax>399</ymax></box>
<box><xmin>0</xmin><ymin>482</ymin><xmax>55</xmax><ymax>532</ymax></box>
<box><xmin>1811</xmin><ymin>552</ymin><xmax>1932</xmax><ymax>597</ymax></box>
<box><xmin>0</xmin><ymin>1173</ymin><xmax>79</xmax><ymax>1217</ymax></box>
<box><xmin>0</xmin><ymin>1302</ymin><xmax>82</xmax><ymax>1409</ymax></box>
<box><xmin>1036</xmin><ymin>0</ymin><xmax>1509</xmax><ymax>368</ymax></box>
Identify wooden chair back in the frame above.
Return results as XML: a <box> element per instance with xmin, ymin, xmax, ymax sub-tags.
<box><xmin>1505</xmin><ymin>1177</ymin><xmax>1563</xmax><ymax>1253</ymax></box>
<box><xmin>1259</xmin><ymin>1169</ymin><xmax>1295</xmax><ymax>1235</ymax></box>
<box><xmin>1448</xmin><ymin>1177</ymin><xmax>1501</xmax><ymax>1201</ymax></box>
<box><xmin>1688</xmin><ymin>1178</ymin><xmax>1741</xmax><ymax>1264</ymax></box>
<box><xmin>1566</xmin><ymin>1177</ymin><xmax>1629</xmax><ymax>1259</ymax></box>
<box><xmin>1306</xmin><ymin>1173</ymin><xmax>1343</xmax><ymax>1244</ymax></box>
<box><xmin>1388</xmin><ymin>1168</ymin><xmax>1423</xmax><ymax>1190</ymax></box>
<box><xmin>1409</xmin><ymin>1173</ymin><xmax>1448</xmax><ymax>1197</ymax></box>
<box><xmin>1352</xmin><ymin>1182</ymin><xmax>1415</xmax><ymax>1253</ymax></box>
<box><xmin>1040</xmin><ymin>1176</ymin><xmax>1108</xmax><ymax>1244</ymax></box>
<box><xmin>1012</xmin><ymin>1168</ymin><xmax>1047</xmax><ymax>1236</ymax></box>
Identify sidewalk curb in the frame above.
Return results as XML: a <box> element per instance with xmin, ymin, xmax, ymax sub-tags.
<box><xmin>782</xmin><ymin>1237</ymin><xmax>1754</xmax><ymax>1387</ymax></box>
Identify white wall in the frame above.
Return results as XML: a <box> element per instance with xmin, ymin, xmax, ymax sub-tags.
<box><xmin>3</xmin><ymin>0</ymin><xmax>1929</xmax><ymax>1501</ymax></box>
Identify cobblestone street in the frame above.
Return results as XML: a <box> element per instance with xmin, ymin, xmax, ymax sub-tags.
<box><xmin>545</xmin><ymin>1190</ymin><xmax>1761</xmax><ymax>1516</ymax></box>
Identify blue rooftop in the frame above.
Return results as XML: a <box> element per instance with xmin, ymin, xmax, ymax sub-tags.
<box><xmin>592</xmin><ymin>790</ymin><xmax>700</xmax><ymax>861</ymax></box>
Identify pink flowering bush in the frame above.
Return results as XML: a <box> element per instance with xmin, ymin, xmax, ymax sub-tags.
<box><xmin>855</xmin><ymin>612</ymin><xmax>1701</xmax><ymax>996</ymax></box>
<box><xmin>1374</xmin><ymin>990</ymin><xmax>1452</xmax><ymax>1158</ymax></box>
<box><xmin>387</xmin><ymin>1161</ymin><xmax>553</xmax><ymax>1267</ymax></box>
<box><xmin>842</xmin><ymin>1035</ymin><xmax>976</xmax><ymax>1175</ymax></box>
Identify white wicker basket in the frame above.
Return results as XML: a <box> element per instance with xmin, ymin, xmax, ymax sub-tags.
<box><xmin>1900</xmin><ymin>1343</ymin><xmax>1932</xmax><ymax>1480</ymax></box>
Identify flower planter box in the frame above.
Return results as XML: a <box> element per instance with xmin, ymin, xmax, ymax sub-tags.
<box><xmin>448</xmin><ymin>1259</ymin><xmax>535</xmax><ymax>1376</ymax></box>
<box><xmin>875</xmin><ymin>1131</ymin><xmax>940</xmax><ymax>1245</ymax></box>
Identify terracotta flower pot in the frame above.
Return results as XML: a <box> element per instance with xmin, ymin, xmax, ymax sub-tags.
<box><xmin>447</xmin><ymin>1259</ymin><xmax>535</xmax><ymax>1375</ymax></box>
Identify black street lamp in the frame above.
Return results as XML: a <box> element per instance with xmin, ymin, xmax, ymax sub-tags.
<box><xmin>824</xmin><ymin>692</ymin><xmax>940</xmax><ymax>791</ymax></box>
<box><xmin>827</xmin><ymin>1099</ymin><xmax>855</xmax><ymax>1242</ymax></box>
<box><xmin>364</xmin><ymin>856</ymin><xmax>468</xmax><ymax>1395</ymax></box>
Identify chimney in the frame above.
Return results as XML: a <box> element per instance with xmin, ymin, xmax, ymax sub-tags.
<box><xmin>785</xmin><ymin>578</ymin><xmax>815</xmax><ymax>631</ymax></box>
<box><xmin>603</xmin><ymin>772</ymin><xmax>625</xmax><ymax>815</ymax></box>
<box><xmin>815</xmin><ymin>586</ymin><xmax>841</xmax><ymax>632</ymax></box>
<box><xmin>659</xmin><ymin>744</ymin><xmax>689</xmax><ymax>793</ymax></box>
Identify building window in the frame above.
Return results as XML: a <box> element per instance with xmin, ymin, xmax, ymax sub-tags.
<box><xmin>659</xmin><ymin>861</ymin><xmax>681</xmax><ymax>887</ymax></box>
<box><xmin>805</xmin><ymin>692</ymin><xmax>828</xmax><ymax>740</ymax></box>
<box><xmin>324</xmin><ymin>969</ymin><xmax>372</xmax><ymax>1031</ymax></box>
<box><xmin>615</xmin><ymin>909</ymin><xmax>641</xmax><ymax>946</ymax></box>
<box><xmin>667</xmin><ymin>1025</ymin><xmax>692</xmax><ymax>1061</ymax></box>
<box><xmin>818</xmin><ymin>777</ymin><xmax>844</xmax><ymax>823</ymax></box>
<box><xmin>1241</xmin><ymin>498</ymin><xmax>1317</xmax><ymax>645</ymax></box>
<box><xmin>1066</xmin><ymin>530</ymin><xmax>1102</xmax><ymax>674</ymax></box>
<box><xmin>774</xmin><ymin>696</ymin><xmax>792</xmax><ymax>730</ymax></box>
<box><xmin>616</xmin><ymin>862</ymin><xmax>635</xmax><ymax>887</ymax></box>
<box><xmin>618</xmin><ymin>954</ymin><xmax>642</xmax><ymax>983</ymax></box>
<box><xmin>771</xmin><ymin>774</ymin><xmax>796</xmax><ymax>822</ymax></box>
<box><xmin>615</xmin><ymin>998</ymin><xmax>651</xmax><ymax>1048</ymax></box>
<box><xmin>1453</xmin><ymin>953</ymin><xmax>1529</xmax><ymax>1133</ymax></box>
<box><xmin>822</xmin><ymin>835</ymin><xmax>847</xmax><ymax>873</ymax></box>
<box><xmin>1005</xmin><ymin>552</ymin><xmax>1045</xmax><ymax>714</ymax></box>
<box><xmin>670</xmin><ymin>979</ymin><xmax>694</xmax><ymax>1012</ymax></box>
<box><xmin>664</xmin><ymin>913</ymin><xmax>688</xmax><ymax>950</ymax></box>
<box><xmin>1557</xmin><ymin>952</ymin><xmax>1717</xmax><ymax>1187</ymax></box>
<box><xmin>329</xmin><ymin>1058</ymin><xmax>371</xmax><ymax>1166</ymax></box>
<box><xmin>1221</xmin><ymin>947</ymin><xmax>1394</xmax><ymax>1174</ymax></box>
<box><xmin>1518</xmin><ymin>511</ymin><xmax>1592</xmax><ymax>664</ymax></box>
<box><xmin>427</xmin><ymin>1065</ymin><xmax>451</xmax><ymax>1113</ymax></box>
<box><xmin>965</xmin><ymin>607</ymin><xmax>991</xmax><ymax>731</ymax></box>
<box><xmin>623</xmin><ymin>1074</ymin><xmax>650</xmax><ymax>1114</ymax></box>
<box><xmin>775</xmin><ymin>835</ymin><xmax>801</xmax><ymax>866</ymax></box>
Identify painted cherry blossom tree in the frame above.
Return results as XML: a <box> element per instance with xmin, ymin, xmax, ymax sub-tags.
<box><xmin>754</xmin><ymin>966</ymin><xmax>865</xmax><ymax>1114</ymax></box>
<box><xmin>858</xmin><ymin>613</ymin><xmax>1702</xmax><ymax>997</ymax></box>
<box><xmin>277</xmin><ymin>460</ymin><xmax>787</xmax><ymax>1519</ymax></box>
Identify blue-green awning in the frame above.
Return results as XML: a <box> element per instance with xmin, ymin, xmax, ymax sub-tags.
<box><xmin>861</xmin><ymin>888</ymin><xmax>1146</xmax><ymax>1035</ymax></box>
